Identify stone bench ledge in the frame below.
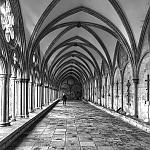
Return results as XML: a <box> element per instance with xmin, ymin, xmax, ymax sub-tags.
<box><xmin>0</xmin><ymin>99</ymin><xmax>60</xmax><ymax>150</ymax></box>
<box><xmin>88</xmin><ymin>101</ymin><xmax>150</xmax><ymax>133</ymax></box>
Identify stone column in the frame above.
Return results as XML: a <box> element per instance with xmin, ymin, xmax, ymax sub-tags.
<box><xmin>54</xmin><ymin>89</ymin><xmax>56</xmax><ymax>99</ymax></box>
<box><xmin>57</xmin><ymin>90</ymin><xmax>59</xmax><ymax>98</ymax></box>
<box><xmin>51</xmin><ymin>89</ymin><xmax>53</xmax><ymax>101</ymax></box>
<box><xmin>16</xmin><ymin>78</ymin><xmax>22</xmax><ymax>118</ymax></box>
<box><xmin>53</xmin><ymin>90</ymin><xmax>55</xmax><ymax>100</ymax></box>
<box><xmin>0</xmin><ymin>74</ymin><xmax>10</xmax><ymax>126</ymax></box>
<box><xmin>49</xmin><ymin>88</ymin><xmax>52</xmax><ymax>102</ymax></box>
<box><xmin>99</xmin><ymin>86</ymin><xmax>102</xmax><ymax>106</ymax></box>
<box><xmin>39</xmin><ymin>84</ymin><xmax>43</xmax><ymax>109</ymax></box>
<box><xmin>35</xmin><ymin>82</ymin><xmax>38</xmax><ymax>109</ymax></box>
<box><xmin>90</xmin><ymin>82</ymin><xmax>91</xmax><ymax>101</ymax></box>
<box><xmin>32</xmin><ymin>82</ymin><xmax>35</xmax><ymax>110</ymax></box>
<box><xmin>47</xmin><ymin>87</ymin><xmax>49</xmax><ymax>103</ymax></box>
<box><xmin>121</xmin><ymin>78</ymin><xmax>124</xmax><ymax>111</ymax></box>
<box><xmin>111</xmin><ymin>83</ymin><xmax>114</xmax><ymax>110</ymax></box>
<box><xmin>10</xmin><ymin>76</ymin><xmax>16</xmax><ymax>121</ymax></box>
<box><xmin>86</xmin><ymin>84</ymin><xmax>88</xmax><ymax>100</ymax></box>
<box><xmin>53</xmin><ymin>89</ymin><xmax>55</xmax><ymax>100</ymax></box>
<box><xmin>55</xmin><ymin>90</ymin><xmax>57</xmax><ymax>99</ymax></box>
<box><xmin>21</xmin><ymin>79</ymin><xmax>25</xmax><ymax>117</ymax></box>
<box><xmin>133</xmin><ymin>78</ymin><xmax>139</xmax><ymax>118</ymax></box>
<box><xmin>28</xmin><ymin>80</ymin><xmax>34</xmax><ymax>113</ymax></box>
<box><xmin>38</xmin><ymin>84</ymin><xmax>41</xmax><ymax>108</ymax></box>
<box><xmin>92</xmin><ymin>80</ymin><xmax>95</xmax><ymax>103</ymax></box>
<box><xmin>88</xmin><ymin>85</ymin><xmax>90</xmax><ymax>101</ymax></box>
<box><xmin>22</xmin><ymin>79</ymin><xmax>29</xmax><ymax>118</ymax></box>
<box><xmin>15</xmin><ymin>79</ymin><xmax>18</xmax><ymax>117</ymax></box>
<box><xmin>55</xmin><ymin>90</ymin><xmax>56</xmax><ymax>99</ymax></box>
<box><xmin>105</xmin><ymin>78</ymin><xmax>107</xmax><ymax>107</ymax></box>
<box><xmin>43</xmin><ymin>85</ymin><xmax>46</xmax><ymax>106</ymax></box>
<box><xmin>46</xmin><ymin>86</ymin><xmax>49</xmax><ymax>105</ymax></box>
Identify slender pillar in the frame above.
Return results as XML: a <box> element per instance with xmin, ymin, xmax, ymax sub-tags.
<box><xmin>48</xmin><ymin>88</ymin><xmax>50</xmax><ymax>103</ymax></box>
<box><xmin>93</xmin><ymin>81</ymin><xmax>95</xmax><ymax>103</ymax></box>
<box><xmin>38</xmin><ymin>84</ymin><xmax>41</xmax><ymax>108</ymax></box>
<box><xmin>99</xmin><ymin>86</ymin><xmax>102</xmax><ymax>106</ymax></box>
<box><xmin>121</xmin><ymin>78</ymin><xmax>124</xmax><ymax>111</ymax></box>
<box><xmin>31</xmin><ymin>81</ymin><xmax>34</xmax><ymax>111</ymax></box>
<box><xmin>53</xmin><ymin>90</ymin><xmax>55</xmax><ymax>100</ymax></box>
<box><xmin>21</xmin><ymin>79</ymin><xmax>29</xmax><ymax>118</ymax></box>
<box><xmin>111</xmin><ymin>83</ymin><xmax>114</xmax><ymax>110</ymax></box>
<box><xmin>25</xmin><ymin>79</ymin><xmax>29</xmax><ymax>117</ymax></box>
<box><xmin>90</xmin><ymin>82</ymin><xmax>92</xmax><ymax>101</ymax></box>
<box><xmin>35</xmin><ymin>82</ymin><xmax>38</xmax><ymax>108</ymax></box>
<box><xmin>55</xmin><ymin>90</ymin><xmax>57</xmax><ymax>99</ymax></box>
<box><xmin>51</xmin><ymin>89</ymin><xmax>53</xmax><ymax>101</ymax></box>
<box><xmin>16</xmin><ymin>78</ymin><xmax>22</xmax><ymax>118</ymax></box>
<box><xmin>53</xmin><ymin>89</ymin><xmax>55</xmax><ymax>100</ymax></box>
<box><xmin>28</xmin><ymin>80</ymin><xmax>34</xmax><ymax>113</ymax></box>
<box><xmin>21</xmin><ymin>79</ymin><xmax>25</xmax><ymax>117</ymax></box>
<box><xmin>0</xmin><ymin>74</ymin><xmax>10</xmax><ymax>126</ymax></box>
<box><xmin>47</xmin><ymin>87</ymin><xmax>49</xmax><ymax>103</ymax></box>
<box><xmin>15</xmin><ymin>79</ymin><xmax>18</xmax><ymax>117</ymax></box>
<box><xmin>10</xmin><ymin>77</ymin><xmax>16</xmax><ymax>121</ymax></box>
<box><xmin>39</xmin><ymin>84</ymin><xmax>43</xmax><ymax>109</ymax></box>
<box><xmin>47</xmin><ymin>86</ymin><xmax>49</xmax><ymax>104</ymax></box>
<box><xmin>88</xmin><ymin>83</ymin><xmax>90</xmax><ymax>101</ymax></box>
<box><xmin>43</xmin><ymin>85</ymin><xmax>46</xmax><ymax>106</ymax></box>
<box><xmin>50</xmin><ymin>88</ymin><xmax>52</xmax><ymax>102</ymax></box>
<box><xmin>133</xmin><ymin>79</ymin><xmax>139</xmax><ymax>118</ymax></box>
<box><xmin>52</xmin><ymin>89</ymin><xmax>54</xmax><ymax>100</ymax></box>
<box><xmin>32</xmin><ymin>82</ymin><xmax>35</xmax><ymax>111</ymax></box>
<box><xmin>55</xmin><ymin>90</ymin><xmax>56</xmax><ymax>99</ymax></box>
<box><xmin>105</xmin><ymin>78</ymin><xmax>107</xmax><ymax>107</ymax></box>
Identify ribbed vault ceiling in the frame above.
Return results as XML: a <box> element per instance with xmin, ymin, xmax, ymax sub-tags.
<box><xmin>19</xmin><ymin>0</ymin><xmax>150</xmax><ymax>87</ymax></box>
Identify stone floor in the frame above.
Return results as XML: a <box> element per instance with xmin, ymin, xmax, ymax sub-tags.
<box><xmin>7</xmin><ymin>100</ymin><xmax>150</xmax><ymax>150</ymax></box>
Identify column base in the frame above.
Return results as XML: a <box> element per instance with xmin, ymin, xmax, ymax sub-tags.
<box><xmin>11</xmin><ymin>118</ymin><xmax>16</xmax><ymax>122</ymax></box>
<box><xmin>0</xmin><ymin>122</ymin><xmax>11</xmax><ymax>127</ymax></box>
<box><xmin>29</xmin><ymin>110</ymin><xmax>34</xmax><ymax>113</ymax></box>
<box><xmin>25</xmin><ymin>115</ymin><xmax>29</xmax><ymax>118</ymax></box>
<box><xmin>133</xmin><ymin>114</ymin><xmax>138</xmax><ymax>118</ymax></box>
<box><xmin>17</xmin><ymin>115</ymin><xmax>25</xmax><ymax>118</ymax></box>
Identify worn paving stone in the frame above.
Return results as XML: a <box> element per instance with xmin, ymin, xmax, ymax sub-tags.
<box><xmin>7</xmin><ymin>100</ymin><xmax>150</xmax><ymax>150</ymax></box>
<box><xmin>97</xmin><ymin>146</ymin><xmax>114</xmax><ymax>150</ymax></box>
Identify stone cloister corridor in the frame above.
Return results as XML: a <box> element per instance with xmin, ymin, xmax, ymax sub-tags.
<box><xmin>6</xmin><ymin>100</ymin><xmax>150</xmax><ymax>150</ymax></box>
<box><xmin>1</xmin><ymin>0</ymin><xmax>150</xmax><ymax>149</ymax></box>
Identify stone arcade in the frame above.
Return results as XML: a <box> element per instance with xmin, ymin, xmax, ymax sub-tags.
<box><xmin>0</xmin><ymin>0</ymin><xmax>150</xmax><ymax>149</ymax></box>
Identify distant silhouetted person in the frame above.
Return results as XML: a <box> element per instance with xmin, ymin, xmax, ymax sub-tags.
<box><xmin>62</xmin><ymin>93</ymin><xmax>67</xmax><ymax>105</ymax></box>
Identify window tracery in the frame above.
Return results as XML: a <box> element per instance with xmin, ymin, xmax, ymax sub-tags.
<box><xmin>0</xmin><ymin>0</ymin><xmax>14</xmax><ymax>42</ymax></box>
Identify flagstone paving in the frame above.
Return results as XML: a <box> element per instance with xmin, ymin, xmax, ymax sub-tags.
<box><xmin>7</xmin><ymin>100</ymin><xmax>150</xmax><ymax>150</ymax></box>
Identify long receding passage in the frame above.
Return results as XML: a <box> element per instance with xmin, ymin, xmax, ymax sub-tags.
<box><xmin>7</xmin><ymin>100</ymin><xmax>150</xmax><ymax>150</ymax></box>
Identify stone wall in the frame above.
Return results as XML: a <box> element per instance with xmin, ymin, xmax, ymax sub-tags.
<box><xmin>101</xmin><ymin>76</ymin><xmax>105</xmax><ymax>106</ymax></box>
<box><xmin>138</xmin><ymin>53</ymin><xmax>150</xmax><ymax>121</ymax></box>
<box><xmin>123</xmin><ymin>63</ymin><xmax>134</xmax><ymax>116</ymax></box>
<box><xmin>114</xmin><ymin>68</ymin><xmax>122</xmax><ymax>111</ymax></box>
<box><xmin>107</xmin><ymin>75</ymin><xmax>111</xmax><ymax>108</ymax></box>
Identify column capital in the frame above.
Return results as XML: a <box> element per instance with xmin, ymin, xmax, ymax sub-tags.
<box><xmin>16</xmin><ymin>78</ymin><xmax>22</xmax><ymax>82</ymax></box>
<box><xmin>0</xmin><ymin>74</ymin><xmax>7</xmax><ymax>78</ymax></box>
<box><xmin>10</xmin><ymin>76</ymin><xmax>17</xmax><ymax>80</ymax></box>
<box><xmin>28</xmin><ymin>80</ymin><xmax>33</xmax><ymax>84</ymax></box>
<box><xmin>38</xmin><ymin>83</ymin><xmax>43</xmax><ymax>86</ymax></box>
<box><xmin>132</xmin><ymin>78</ymin><xmax>139</xmax><ymax>84</ymax></box>
<box><xmin>22</xmin><ymin>78</ymin><xmax>30</xmax><ymax>82</ymax></box>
